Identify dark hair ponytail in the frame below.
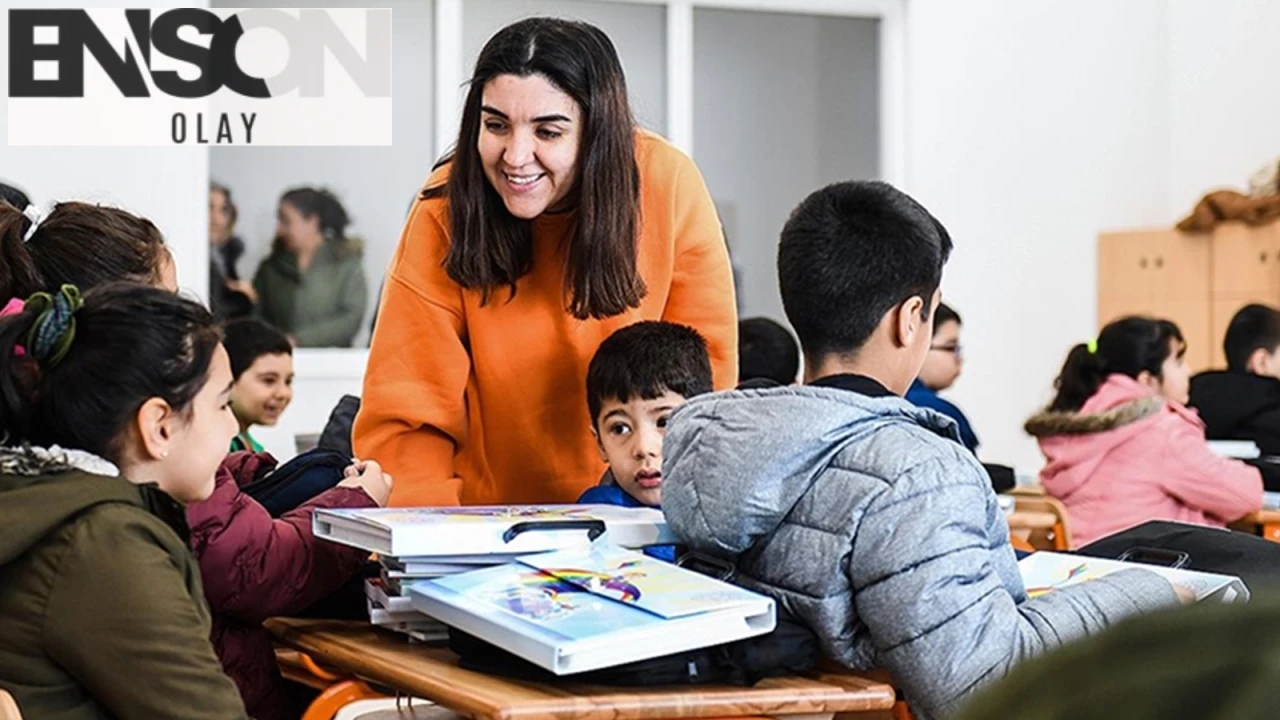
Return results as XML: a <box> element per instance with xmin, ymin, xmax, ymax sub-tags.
<box><xmin>0</xmin><ymin>203</ymin><xmax>43</xmax><ymax>301</ymax></box>
<box><xmin>0</xmin><ymin>283</ymin><xmax>221</xmax><ymax>462</ymax></box>
<box><xmin>1047</xmin><ymin>316</ymin><xmax>1185</xmax><ymax>412</ymax></box>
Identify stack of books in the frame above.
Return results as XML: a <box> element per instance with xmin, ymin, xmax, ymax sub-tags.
<box><xmin>313</xmin><ymin>505</ymin><xmax>678</xmax><ymax>640</ymax></box>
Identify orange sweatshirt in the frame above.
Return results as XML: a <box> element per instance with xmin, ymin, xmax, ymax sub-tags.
<box><xmin>355</xmin><ymin>131</ymin><xmax>738</xmax><ymax>507</ymax></box>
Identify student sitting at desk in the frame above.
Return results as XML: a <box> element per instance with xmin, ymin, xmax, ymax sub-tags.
<box><xmin>1190</xmin><ymin>304</ymin><xmax>1280</xmax><ymax>463</ymax></box>
<box><xmin>1026</xmin><ymin>316</ymin><xmax>1263</xmax><ymax>547</ymax></box>
<box><xmin>578</xmin><ymin>321</ymin><xmax>713</xmax><ymax>561</ymax></box>
<box><xmin>906</xmin><ymin>302</ymin><xmax>979</xmax><ymax>452</ymax></box>
<box><xmin>660</xmin><ymin>181</ymin><xmax>1186</xmax><ymax>720</ymax></box>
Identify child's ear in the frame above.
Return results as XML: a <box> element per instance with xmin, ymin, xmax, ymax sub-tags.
<box><xmin>589</xmin><ymin>424</ymin><xmax>608</xmax><ymax>464</ymax></box>
<box><xmin>134</xmin><ymin>397</ymin><xmax>176</xmax><ymax>461</ymax></box>
<box><xmin>895</xmin><ymin>295</ymin><xmax>927</xmax><ymax>348</ymax></box>
<box><xmin>1247</xmin><ymin>348</ymin><xmax>1272</xmax><ymax>376</ymax></box>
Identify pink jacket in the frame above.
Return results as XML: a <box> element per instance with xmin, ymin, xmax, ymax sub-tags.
<box><xmin>1026</xmin><ymin>374</ymin><xmax>1263</xmax><ymax>547</ymax></box>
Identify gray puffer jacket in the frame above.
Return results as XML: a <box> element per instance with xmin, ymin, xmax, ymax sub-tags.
<box><xmin>661</xmin><ymin>385</ymin><xmax>1179</xmax><ymax>720</ymax></box>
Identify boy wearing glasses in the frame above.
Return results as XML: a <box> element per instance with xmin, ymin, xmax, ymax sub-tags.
<box><xmin>907</xmin><ymin>303</ymin><xmax>979</xmax><ymax>452</ymax></box>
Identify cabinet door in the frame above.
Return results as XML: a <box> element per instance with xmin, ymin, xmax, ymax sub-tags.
<box><xmin>1212</xmin><ymin>221</ymin><xmax>1280</xmax><ymax>300</ymax></box>
<box><xmin>1146</xmin><ymin>230</ymin><xmax>1212</xmax><ymax>305</ymax></box>
<box><xmin>1098</xmin><ymin>231</ymin><xmax>1159</xmax><ymax>302</ymax></box>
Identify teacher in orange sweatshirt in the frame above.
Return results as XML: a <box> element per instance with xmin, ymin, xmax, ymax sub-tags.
<box><xmin>354</xmin><ymin>17</ymin><xmax>738</xmax><ymax>507</ymax></box>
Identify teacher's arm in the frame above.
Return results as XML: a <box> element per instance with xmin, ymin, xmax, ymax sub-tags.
<box><xmin>662</xmin><ymin>155</ymin><xmax>739</xmax><ymax>389</ymax></box>
<box><xmin>353</xmin><ymin>205</ymin><xmax>470</xmax><ymax>506</ymax></box>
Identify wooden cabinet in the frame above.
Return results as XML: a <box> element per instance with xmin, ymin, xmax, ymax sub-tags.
<box><xmin>1098</xmin><ymin>221</ymin><xmax>1280</xmax><ymax>372</ymax></box>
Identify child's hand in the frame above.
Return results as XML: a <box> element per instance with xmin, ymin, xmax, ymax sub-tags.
<box><xmin>339</xmin><ymin>459</ymin><xmax>393</xmax><ymax>506</ymax></box>
<box><xmin>1171</xmin><ymin>582</ymin><xmax>1198</xmax><ymax>605</ymax></box>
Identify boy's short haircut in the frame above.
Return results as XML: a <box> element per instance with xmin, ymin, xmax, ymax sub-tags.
<box><xmin>778</xmin><ymin>181</ymin><xmax>953</xmax><ymax>359</ymax></box>
<box><xmin>587</xmin><ymin>321</ymin><xmax>713</xmax><ymax>423</ymax></box>
<box><xmin>223</xmin><ymin>318</ymin><xmax>293</xmax><ymax>380</ymax></box>
<box><xmin>1225</xmin><ymin>304</ymin><xmax>1280</xmax><ymax>373</ymax></box>
<box><xmin>933</xmin><ymin>303</ymin><xmax>961</xmax><ymax>334</ymax></box>
<box><xmin>738</xmin><ymin>317</ymin><xmax>800</xmax><ymax>385</ymax></box>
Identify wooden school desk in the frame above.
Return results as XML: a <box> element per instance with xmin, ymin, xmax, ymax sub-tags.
<box><xmin>267</xmin><ymin>618</ymin><xmax>898</xmax><ymax>720</ymax></box>
<box><xmin>1231</xmin><ymin>509</ymin><xmax>1280</xmax><ymax>543</ymax></box>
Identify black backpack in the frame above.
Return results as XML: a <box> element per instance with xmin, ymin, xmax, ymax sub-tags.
<box><xmin>1077</xmin><ymin>520</ymin><xmax>1280</xmax><ymax>589</ymax></box>
<box><xmin>239</xmin><ymin>448</ymin><xmax>351</xmax><ymax>517</ymax></box>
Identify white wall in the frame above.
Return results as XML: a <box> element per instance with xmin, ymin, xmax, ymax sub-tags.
<box><xmin>0</xmin><ymin>0</ymin><xmax>210</xmax><ymax>298</ymax></box>
<box><xmin>462</xmin><ymin>0</ymin><xmax>668</xmax><ymax>135</ymax></box>
<box><xmin>1167</xmin><ymin>0</ymin><xmax>1280</xmax><ymax>214</ymax></box>
<box><xmin>209</xmin><ymin>0</ymin><xmax>435</xmax><ymax>347</ymax></box>
<box><xmin>693</xmin><ymin>9</ymin><xmax>879</xmax><ymax>322</ymax></box>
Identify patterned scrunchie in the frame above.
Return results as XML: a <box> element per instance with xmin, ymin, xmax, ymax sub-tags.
<box><xmin>24</xmin><ymin>285</ymin><xmax>84</xmax><ymax>368</ymax></box>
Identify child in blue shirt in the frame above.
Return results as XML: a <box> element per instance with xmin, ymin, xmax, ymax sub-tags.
<box><xmin>906</xmin><ymin>302</ymin><xmax>980</xmax><ymax>452</ymax></box>
<box><xmin>578</xmin><ymin>321</ymin><xmax>714</xmax><ymax>561</ymax></box>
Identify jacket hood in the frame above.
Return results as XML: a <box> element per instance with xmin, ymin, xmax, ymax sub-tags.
<box><xmin>1189</xmin><ymin>370</ymin><xmax>1280</xmax><ymax>439</ymax></box>
<box><xmin>1025</xmin><ymin>375</ymin><xmax>1175</xmax><ymax>499</ymax></box>
<box><xmin>0</xmin><ymin>445</ymin><xmax>139</xmax><ymax>567</ymax></box>
<box><xmin>661</xmin><ymin>385</ymin><xmax>959</xmax><ymax>556</ymax></box>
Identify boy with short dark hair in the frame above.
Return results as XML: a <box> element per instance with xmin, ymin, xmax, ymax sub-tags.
<box><xmin>660</xmin><ymin>181</ymin><xmax>1181</xmax><ymax>720</ymax></box>
<box><xmin>738</xmin><ymin>317</ymin><xmax>800</xmax><ymax>387</ymax></box>
<box><xmin>223</xmin><ymin>318</ymin><xmax>295</xmax><ymax>453</ymax></box>
<box><xmin>1190</xmin><ymin>303</ymin><xmax>1280</xmax><ymax>458</ymax></box>
<box><xmin>580</xmin><ymin>321</ymin><xmax>713</xmax><ymax>510</ymax></box>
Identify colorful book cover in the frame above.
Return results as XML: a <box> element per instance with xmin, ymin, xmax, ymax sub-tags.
<box><xmin>1019</xmin><ymin>551</ymin><xmax>1249</xmax><ymax>603</ymax></box>
<box><xmin>417</xmin><ymin>547</ymin><xmax>771</xmax><ymax>643</ymax></box>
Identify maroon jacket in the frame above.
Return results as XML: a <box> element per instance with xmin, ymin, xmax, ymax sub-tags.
<box><xmin>187</xmin><ymin>452</ymin><xmax>374</xmax><ymax>720</ymax></box>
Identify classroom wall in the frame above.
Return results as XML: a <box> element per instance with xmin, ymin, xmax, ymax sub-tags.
<box><xmin>1166</xmin><ymin>0</ymin><xmax>1280</xmax><ymax>215</ymax></box>
<box><xmin>693</xmin><ymin>9</ymin><xmax>879</xmax><ymax>322</ymax></box>
<box><xmin>0</xmin><ymin>0</ymin><xmax>211</xmax><ymax>299</ymax></box>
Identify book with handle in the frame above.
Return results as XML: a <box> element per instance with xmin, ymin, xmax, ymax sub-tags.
<box><xmin>1019</xmin><ymin>550</ymin><xmax>1250</xmax><ymax>603</ymax></box>
<box><xmin>313</xmin><ymin>505</ymin><xmax>674</xmax><ymax>557</ymax></box>
<box><xmin>410</xmin><ymin>545</ymin><xmax>775</xmax><ymax>675</ymax></box>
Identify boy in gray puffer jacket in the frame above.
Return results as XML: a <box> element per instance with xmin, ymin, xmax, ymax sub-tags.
<box><xmin>660</xmin><ymin>181</ymin><xmax>1184</xmax><ymax>720</ymax></box>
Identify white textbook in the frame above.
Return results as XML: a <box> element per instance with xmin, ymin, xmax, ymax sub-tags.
<box><xmin>1019</xmin><ymin>551</ymin><xmax>1249</xmax><ymax>604</ymax></box>
<box><xmin>313</xmin><ymin>505</ymin><xmax>675</xmax><ymax>557</ymax></box>
<box><xmin>410</xmin><ymin>545</ymin><xmax>776</xmax><ymax>675</ymax></box>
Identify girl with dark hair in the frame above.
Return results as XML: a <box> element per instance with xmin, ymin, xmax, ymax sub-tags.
<box><xmin>253</xmin><ymin>186</ymin><xmax>368</xmax><ymax>347</ymax></box>
<box><xmin>0</xmin><ymin>200</ymin><xmax>388</xmax><ymax>720</ymax></box>
<box><xmin>0</xmin><ymin>200</ymin><xmax>176</xmax><ymax>300</ymax></box>
<box><xmin>0</xmin><ymin>283</ymin><xmax>250</xmax><ymax>719</ymax></box>
<box><xmin>356</xmin><ymin>17</ymin><xmax>738</xmax><ymax>507</ymax></box>
<box><xmin>1025</xmin><ymin>316</ymin><xmax>1262</xmax><ymax>546</ymax></box>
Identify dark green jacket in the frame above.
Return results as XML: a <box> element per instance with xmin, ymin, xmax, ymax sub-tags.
<box><xmin>253</xmin><ymin>238</ymin><xmax>368</xmax><ymax>347</ymax></box>
<box><xmin>958</xmin><ymin>591</ymin><xmax>1280</xmax><ymax>720</ymax></box>
<box><xmin>0</xmin><ymin>450</ymin><xmax>248</xmax><ymax>719</ymax></box>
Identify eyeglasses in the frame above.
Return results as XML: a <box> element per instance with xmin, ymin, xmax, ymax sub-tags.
<box><xmin>930</xmin><ymin>344</ymin><xmax>963</xmax><ymax>358</ymax></box>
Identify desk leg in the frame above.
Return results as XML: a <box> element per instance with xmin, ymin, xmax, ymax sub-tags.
<box><xmin>301</xmin><ymin>679</ymin><xmax>385</xmax><ymax>720</ymax></box>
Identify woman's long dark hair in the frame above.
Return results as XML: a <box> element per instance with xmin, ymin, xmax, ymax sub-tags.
<box><xmin>425</xmin><ymin>17</ymin><xmax>645</xmax><ymax>320</ymax></box>
<box><xmin>1047</xmin><ymin>316</ymin><xmax>1185</xmax><ymax>412</ymax></box>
